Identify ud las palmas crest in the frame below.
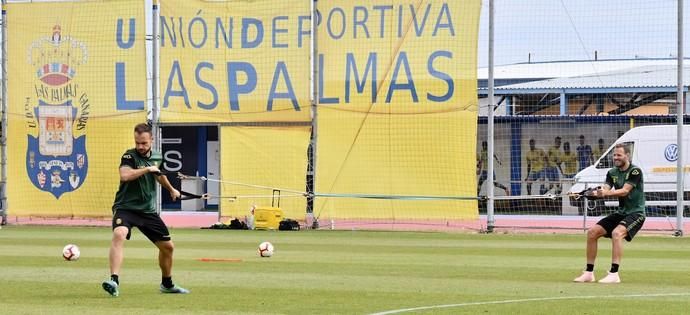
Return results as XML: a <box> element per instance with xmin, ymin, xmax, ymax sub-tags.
<box><xmin>26</xmin><ymin>25</ymin><xmax>89</xmax><ymax>198</ymax></box>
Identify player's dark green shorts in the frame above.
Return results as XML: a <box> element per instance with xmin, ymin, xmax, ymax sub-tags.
<box><xmin>597</xmin><ymin>212</ymin><xmax>646</xmax><ymax>241</ymax></box>
<box><xmin>112</xmin><ymin>209</ymin><xmax>171</xmax><ymax>243</ymax></box>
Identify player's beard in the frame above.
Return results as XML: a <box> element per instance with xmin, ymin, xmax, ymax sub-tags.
<box><xmin>137</xmin><ymin>148</ymin><xmax>151</xmax><ymax>157</ymax></box>
<box><xmin>613</xmin><ymin>157</ymin><xmax>627</xmax><ymax>168</ymax></box>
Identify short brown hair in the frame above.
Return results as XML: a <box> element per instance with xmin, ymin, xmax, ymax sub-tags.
<box><xmin>134</xmin><ymin>123</ymin><xmax>152</xmax><ymax>135</ymax></box>
<box><xmin>614</xmin><ymin>143</ymin><xmax>630</xmax><ymax>155</ymax></box>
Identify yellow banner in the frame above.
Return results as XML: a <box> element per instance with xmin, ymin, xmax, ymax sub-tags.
<box><xmin>314</xmin><ymin>1</ymin><xmax>481</xmax><ymax>220</ymax></box>
<box><xmin>7</xmin><ymin>1</ymin><xmax>147</xmax><ymax>217</ymax></box>
<box><xmin>160</xmin><ymin>0</ymin><xmax>311</xmax><ymax>123</ymax></box>
<box><xmin>220</xmin><ymin>126</ymin><xmax>310</xmax><ymax>220</ymax></box>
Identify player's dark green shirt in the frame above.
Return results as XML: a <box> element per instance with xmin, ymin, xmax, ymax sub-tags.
<box><xmin>112</xmin><ymin>149</ymin><xmax>163</xmax><ymax>214</ymax></box>
<box><xmin>605</xmin><ymin>164</ymin><xmax>645</xmax><ymax>215</ymax></box>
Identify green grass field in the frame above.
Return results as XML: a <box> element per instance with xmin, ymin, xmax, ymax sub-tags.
<box><xmin>0</xmin><ymin>226</ymin><xmax>688</xmax><ymax>314</ymax></box>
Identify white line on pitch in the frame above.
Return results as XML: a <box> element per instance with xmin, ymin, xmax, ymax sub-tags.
<box><xmin>369</xmin><ymin>292</ymin><xmax>690</xmax><ymax>315</ymax></box>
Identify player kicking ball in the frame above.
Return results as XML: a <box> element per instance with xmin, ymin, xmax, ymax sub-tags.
<box><xmin>102</xmin><ymin>123</ymin><xmax>189</xmax><ymax>296</ymax></box>
<box><xmin>573</xmin><ymin>143</ymin><xmax>645</xmax><ymax>284</ymax></box>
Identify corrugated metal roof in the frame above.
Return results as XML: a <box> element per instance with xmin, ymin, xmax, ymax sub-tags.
<box><xmin>477</xmin><ymin>58</ymin><xmax>685</xmax><ymax>80</ymax></box>
<box><xmin>495</xmin><ymin>65</ymin><xmax>690</xmax><ymax>90</ymax></box>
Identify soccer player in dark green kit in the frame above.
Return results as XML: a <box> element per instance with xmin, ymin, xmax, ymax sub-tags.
<box><xmin>102</xmin><ymin>123</ymin><xmax>189</xmax><ymax>296</ymax></box>
<box><xmin>573</xmin><ymin>143</ymin><xmax>645</xmax><ymax>284</ymax></box>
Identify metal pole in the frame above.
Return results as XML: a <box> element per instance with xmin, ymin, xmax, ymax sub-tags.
<box><xmin>152</xmin><ymin>0</ymin><xmax>162</xmax><ymax>214</ymax></box>
<box><xmin>0</xmin><ymin>0</ymin><xmax>8</xmax><ymax>225</ymax></box>
<box><xmin>305</xmin><ymin>0</ymin><xmax>318</xmax><ymax>229</ymax></box>
<box><xmin>486</xmin><ymin>0</ymin><xmax>495</xmax><ymax>233</ymax></box>
<box><xmin>675</xmin><ymin>0</ymin><xmax>684</xmax><ymax>237</ymax></box>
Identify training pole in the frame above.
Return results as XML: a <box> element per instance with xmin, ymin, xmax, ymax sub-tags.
<box><xmin>675</xmin><ymin>0</ymin><xmax>685</xmax><ymax>237</ymax></box>
<box><xmin>152</xmin><ymin>0</ymin><xmax>162</xmax><ymax>214</ymax></box>
<box><xmin>486</xmin><ymin>0</ymin><xmax>496</xmax><ymax>233</ymax></box>
<box><xmin>1</xmin><ymin>0</ymin><xmax>8</xmax><ymax>225</ymax></box>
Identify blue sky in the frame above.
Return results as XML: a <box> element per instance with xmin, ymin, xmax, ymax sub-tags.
<box><xmin>478</xmin><ymin>0</ymin><xmax>689</xmax><ymax>66</ymax></box>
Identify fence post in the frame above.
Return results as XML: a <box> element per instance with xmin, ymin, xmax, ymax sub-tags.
<box><xmin>152</xmin><ymin>0</ymin><xmax>162</xmax><ymax>215</ymax></box>
<box><xmin>306</xmin><ymin>0</ymin><xmax>319</xmax><ymax>229</ymax></box>
<box><xmin>675</xmin><ymin>0</ymin><xmax>684</xmax><ymax>237</ymax></box>
<box><xmin>1</xmin><ymin>0</ymin><xmax>8</xmax><ymax>225</ymax></box>
<box><xmin>486</xmin><ymin>0</ymin><xmax>496</xmax><ymax>233</ymax></box>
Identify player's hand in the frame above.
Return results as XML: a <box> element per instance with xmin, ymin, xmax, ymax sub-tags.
<box><xmin>592</xmin><ymin>188</ymin><xmax>606</xmax><ymax>198</ymax></box>
<box><xmin>170</xmin><ymin>188</ymin><xmax>181</xmax><ymax>201</ymax></box>
<box><xmin>146</xmin><ymin>166</ymin><xmax>161</xmax><ymax>174</ymax></box>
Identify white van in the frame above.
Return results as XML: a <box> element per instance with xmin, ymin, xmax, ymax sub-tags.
<box><xmin>569</xmin><ymin>125</ymin><xmax>690</xmax><ymax>215</ymax></box>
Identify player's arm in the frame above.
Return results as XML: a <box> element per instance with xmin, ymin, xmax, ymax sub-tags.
<box><xmin>493</xmin><ymin>154</ymin><xmax>502</xmax><ymax>166</ymax></box>
<box><xmin>593</xmin><ymin>171</ymin><xmax>616</xmax><ymax>198</ymax></box>
<box><xmin>156</xmin><ymin>174</ymin><xmax>181</xmax><ymax>201</ymax></box>
<box><xmin>600</xmin><ymin>183</ymin><xmax>633</xmax><ymax>198</ymax></box>
<box><xmin>599</xmin><ymin>168</ymin><xmax>640</xmax><ymax>198</ymax></box>
<box><xmin>118</xmin><ymin>153</ymin><xmax>158</xmax><ymax>182</ymax></box>
<box><xmin>154</xmin><ymin>155</ymin><xmax>181</xmax><ymax>202</ymax></box>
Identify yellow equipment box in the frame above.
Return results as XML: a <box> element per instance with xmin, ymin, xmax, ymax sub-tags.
<box><xmin>253</xmin><ymin>207</ymin><xmax>283</xmax><ymax>230</ymax></box>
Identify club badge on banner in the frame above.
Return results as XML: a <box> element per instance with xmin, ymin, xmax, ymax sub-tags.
<box><xmin>7</xmin><ymin>1</ymin><xmax>147</xmax><ymax>216</ymax></box>
<box><xmin>24</xmin><ymin>25</ymin><xmax>89</xmax><ymax>198</ymax></box>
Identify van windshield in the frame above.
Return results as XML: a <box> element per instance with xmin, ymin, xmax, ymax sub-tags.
<box><xmin>595</xmin><ymin>142</ymin><xmax>634</xmax><ymax>169</ymax></box>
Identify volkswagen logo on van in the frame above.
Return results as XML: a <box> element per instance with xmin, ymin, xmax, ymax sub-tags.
<box><xmin>664</xmin><ymin>144</ymin><xmax>679</xmax><ymax>162</ymax></box>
